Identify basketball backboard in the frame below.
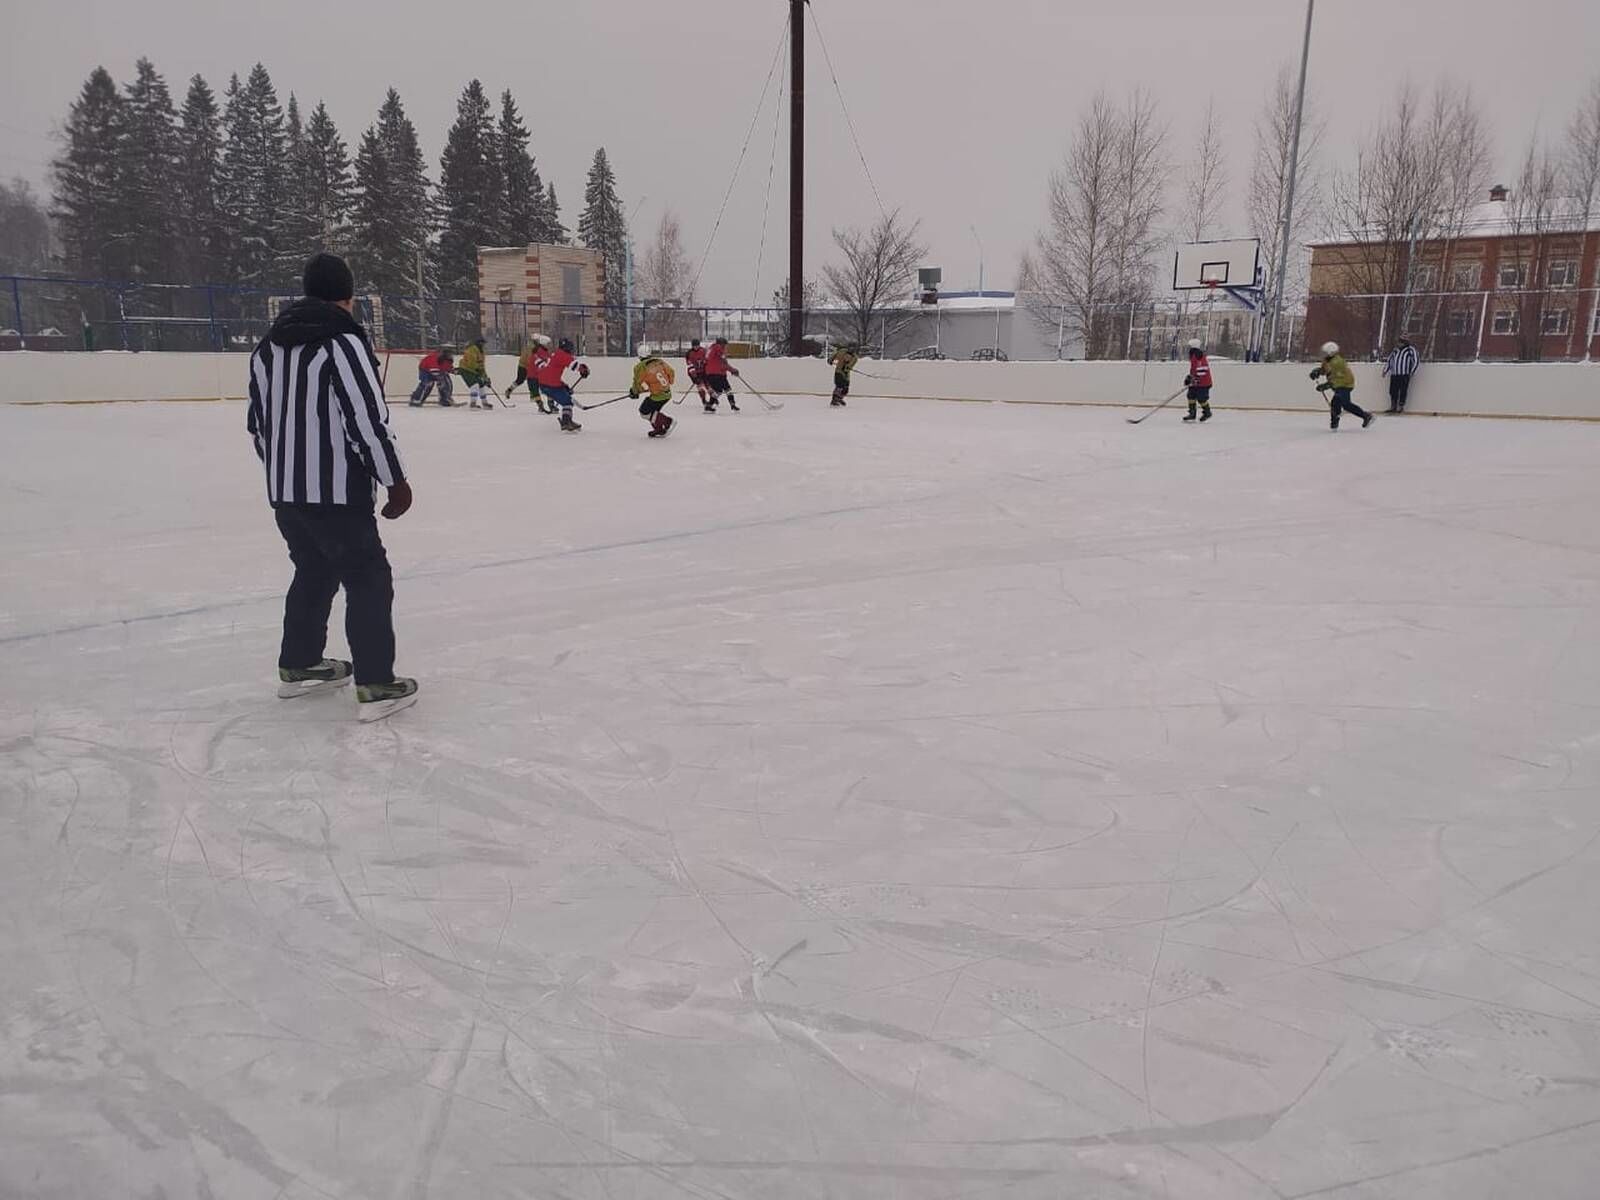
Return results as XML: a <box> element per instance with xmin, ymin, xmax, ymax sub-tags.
<box><xmin>1173</xmin><ymin>239</ymin><xmax>1263</xmax><ymax>292</ymax></box>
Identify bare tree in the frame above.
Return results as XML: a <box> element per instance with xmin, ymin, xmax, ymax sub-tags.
<box><xmin>640</xmin><ymin>209</ymin><xmax>692</xmax><ymax>306</ymax></box>
<box><xmin>1321</xmin><ymin>81</ymin><xmax>1491</xmax><ymax>357</ymax></box>
<box><xmin>821</xmin><ymin>209</ymin><xmax>927</xmax><ymax>351</ymax></box>
<box><xmin>1502</xmin><ymin>140</ymin><xmax>1564</xmax><ymax>361</ymax></box>
<box><xmin>1248</xmin><ymin>64</ymin><xmax>1326</xmax><ymax>345</ymax></box>
<box><xmin>1109</xmin><ymin>88</ymin><xmax>1170</xmax><ymax>313</ymax></box>
<box><xmin>637</xmin><ymin>209</ymin><xmax>698</xmax><ymax>345</ymax></box>
<box><xmin>1023</xmin><ymin>91</ymin><xmax>1169</xmax><ymax>359</ymax></box>
<box><xmin>1562</xmin><ymin>74</ymin><xmax>1600</xmax><ymax>357</ymax></box>
<box><xmin>1182</xmin><ymin>98</ymin><xmax>1229</xmax><ymax>243</ymax></box>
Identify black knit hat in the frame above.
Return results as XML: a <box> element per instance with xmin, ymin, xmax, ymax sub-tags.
<box><xmin>303</xmin><ymin>253</ymin><xmax>355</xmax><ymax>303</ymax></box>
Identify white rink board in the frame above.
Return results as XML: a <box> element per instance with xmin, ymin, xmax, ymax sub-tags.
<box><xmin>2</xmin><ymin>350</ymin><xmax>1599</xmax><ymax>420</ymax></box>
<box><xmin>3</xmin><ymin>398</ymin><xmax>1600</xmax><ymax>1199</ymax></box>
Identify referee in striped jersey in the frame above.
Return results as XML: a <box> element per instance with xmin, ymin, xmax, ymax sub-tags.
<box><xmin>1383</xmin><ymin>336</ymin><xmax>1420</xmax><ymax>413</ymax></box>
<box><xmin>247</xmin><ymin>254</ymin><xmax>418</xmax><ymax>721</ymax></box>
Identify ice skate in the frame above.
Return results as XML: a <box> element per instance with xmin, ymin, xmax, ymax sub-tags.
<box><xmin>656</xmin><ymin>415</ymin><xmax>675</xmax><ymax>438</ymax></box>
<box><xmin>559</xmin><ymin>412</ymin><xmax>582</xmax><ymax>432</ymax></box>
<box><xmin>1362</xmin><ymin>412</ymin><xmax>1375</xmax><ymax>428</ymax></box>
<box><xmin>1183</xmin><ymin>412</ymin><xmax>1198</xmax><ymax>422</ymax></box>
<box><xmin>356</xmin><ymin>677</ymin><xmax>419</xmax><ymax>723</ymax></box>
<box><xmin>1199</xmin><ymin>409</ymin><xmax>1212</xmax><ymax>422</ymax></box>
<box><xmin>278</xmin><ymin>658</ymin><xmax>353</xmax><ymax>699</ymax></box>
<box><xmin>727</xmin><ymin>396</ymin><xmax>740</xmax><ymax>412</ymax></box>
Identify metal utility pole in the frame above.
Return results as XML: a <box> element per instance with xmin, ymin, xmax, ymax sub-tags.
<box><xmin>788</xmin><ymin>0</ymin><xmax>806</xmax><ymax>356</ymax></box>
<box><xmin>971</xmin><ymin>224</ymin><xmax>985</xmax><ymax>295</ymax></box>
<box><xmin>1268</xmin><ymin>0</ymin><xmax>1315</xmax><ymax>360</ymax></box>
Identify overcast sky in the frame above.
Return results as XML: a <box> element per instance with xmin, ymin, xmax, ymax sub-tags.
<box><xmin>4</xmin><ymin>0</ymin><xmax>1598</xmax><ymax>300</ymax></box>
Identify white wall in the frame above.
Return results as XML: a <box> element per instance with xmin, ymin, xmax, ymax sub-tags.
<box><xmin>1</xmin><ymin>351</ymin><xmax>1595</xmax><ymax>421</ymax></box>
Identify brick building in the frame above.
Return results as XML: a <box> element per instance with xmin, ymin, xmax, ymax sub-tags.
<box><xmin>1304</xmin><ymin>188</ymin><xmax>1600</xmax><ymax>361</ymax></box>
<box><xmin>477</xmin><ymin>244</ymin><xmax>606</xmax><ymax>353</ymax></box>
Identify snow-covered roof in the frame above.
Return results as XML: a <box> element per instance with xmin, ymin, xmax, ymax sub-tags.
<box><xmin>930</xmin><ymin>291</ymin><xmax>1016</xmax><ymax>311</ymax></box>
<box><xmin>1309</xmin><ymin>197</ymin><xmax>1600</xmax><ymax>248</ymax></box>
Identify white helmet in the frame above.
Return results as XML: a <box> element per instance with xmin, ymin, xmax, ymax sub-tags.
<box><xmin>535</xmin><ymin>333</ymin><xmax>552</xmax><ymax>347</ymax></box>
<box><xmin>1187</xmin><ymin>339</ymin><xmax>1204</xmax><ymax>352</ymax></box>
<box><xmin>1321</xmin><ymin>341</ymin><xmax>1340</xmax><ymax>357</ymax></box>
<box><xmin>636</xmin><ymin>342</ymin><xmax>652</xmax><ymax>359</ymax></box>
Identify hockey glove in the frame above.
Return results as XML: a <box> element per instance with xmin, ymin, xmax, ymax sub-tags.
<box><xmin>577</xmin><ymin>365</ymin><xmax>590</xmax><ymax>379</ymax></box>
<box><xmin>1183</xmin><ymin>375</ymin><xmax>1192</xmax><ymax>386</ymax></box>
<box><xmin>628</xmin><ymin>389</ymin><xmax>640</xmax><ymax>400</ymax></box>
<box><xmin>382</xmin><ymin>480</ymin><xmax>413</xmax><ymax>520</ymax></box>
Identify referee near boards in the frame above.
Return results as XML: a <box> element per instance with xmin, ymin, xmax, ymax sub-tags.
<box><xmin>1383</xmin><ymin>336</ymin><xmax>1420</xmax><ymax>413</ymax></box>
<box><xmin>247</xmin><ymin>253</ymin><xmax>419</xmax><ymax>722</ymax></box>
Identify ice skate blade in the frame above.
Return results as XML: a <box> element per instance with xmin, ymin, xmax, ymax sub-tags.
<box><xmin>358</xmin><ymin>693</ymin><xmax>419</xmax><ymax>723</ymax></box>
<box><xmin>277</xmin><ymin>677</ymin><xmax>353</xmax><ymax>700</ymax></box>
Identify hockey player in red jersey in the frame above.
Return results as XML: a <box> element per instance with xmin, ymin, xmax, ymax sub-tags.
<box><xmin>685</xmin><ymin>338</ymin><xmax>710</xmax><ymax>406</ymax></box>
<box><xmin>536</xmin><ymin>337</ymin><xmax>590</xmax><ymax>432</ymax></box>
<box><xmin>1182</xmin><ymin>339</ymin><xmax>1214</xmax><ymax>423</ymax></box>
<box><xmin>700</xmin><ymin>337</ymin><xmax>740</xmax><ymax>413</ymax></box>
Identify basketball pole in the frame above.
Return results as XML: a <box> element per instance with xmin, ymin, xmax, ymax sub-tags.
<box><xmin>788</xmin><ymin>0</ymin><xmax>805</xmax><ymax>357</ymax></box>
<box><xmin>1268</xmin><ymin>0</ymin><xmax>1315</xmax><ymax>361</ymax></box>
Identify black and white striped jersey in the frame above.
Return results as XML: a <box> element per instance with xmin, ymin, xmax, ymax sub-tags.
<box><xmin>247</xmin><ymin>303</ymin><xmax>405</xmax><ymax>507</ymax></box>
<box><xmin>1386</xmin><ymin>344</ymin><xmax>1420</xmax><ymax>376</ymax></box>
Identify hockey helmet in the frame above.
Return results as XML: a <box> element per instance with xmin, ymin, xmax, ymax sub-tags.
<box><xmin>636</xmin><ymin>343</ymin><xmax>652</xmax><ymax>359</ymax></box>
<box><xmin>558</xmin><ymin>337</ymin><xmax>574</xmax><ymax>352</ymax></box>
<box><xmin>1321</xmin><ymin>341</ymin><xmax>1340</xmax><ymax>358</ymax></box>
<box><xmin>1187</xmin><ymin>338</ymin><xmax>1204</xmax><ymax>352</ymax></box>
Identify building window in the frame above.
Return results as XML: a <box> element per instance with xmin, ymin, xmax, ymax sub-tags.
<box><xmin>1411</xmin><ymin>264</ymin><xmax>1439</xmax><ymax>291</ymax></box>
<box><xmin>1548</xmin><ymin>259</ymin><xmax>1580</xmax><ymax>288</ymax></box>
<box><xmin>1403</xmin><ymin>311</ymin><xmax>1427</xmax><ymax>335</ymax></box>
<box><xmin>1492</xmin><ymin>308</ymin><xmax>1521</xmax><ymax>335</ymax></box>
<box><xmin>1541</xmin><ymin>308</ymin><xmax>1571</xmax><ymax>336</ymax></box>
<box><xmin>562</xmin><ymin>265</ymin><xmax>582</xmax><ymax>305</ymax></box>
<box><xmin>1450</xmin><ymin>264</ymin><xmax>1482</xmax><ymax>291</ymax></box>
<box><xmin>1447</xmin><ymin>309</ymin><xmax>1473</xmax><ymax>337</ymax></box>
<box><xmin>1497</xmin><ymin>262</ymin><xmax>1529</xmax><ymax>289</ymax></box>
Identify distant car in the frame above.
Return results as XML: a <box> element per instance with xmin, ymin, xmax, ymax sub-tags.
<box><xmin>905</xmin><ymin>346</ymin><xmax>947</xmax><ymax>361</ymax></box>
<box><xmin>969</xmin><ymin>347</ymin><xmax>1009</xmax><ymax>361</ymax></box>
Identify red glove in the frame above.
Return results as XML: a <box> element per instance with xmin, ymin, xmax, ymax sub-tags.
<box><xmin>578</xmin><ymin>364</ymin><xmax>590</xmax><ymax>378</ymax></box>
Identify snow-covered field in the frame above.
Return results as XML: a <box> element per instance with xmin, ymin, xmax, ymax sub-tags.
<box><xmin>3</xmin><ymin>395</ymin><xmax>1599</xmax><ymax>1199</ymax></box>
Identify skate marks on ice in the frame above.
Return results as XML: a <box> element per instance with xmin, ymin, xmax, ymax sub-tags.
<box><xmin>4</xmin><ymin>402</ymin><xmax>1600</xmax><ymax>1197</ymax></box>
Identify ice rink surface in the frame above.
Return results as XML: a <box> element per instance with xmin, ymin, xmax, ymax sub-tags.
<box><xmin>3</xmin><ymin>393</ymin><xmax>1599</xmax><ymax>1199</ymax></box>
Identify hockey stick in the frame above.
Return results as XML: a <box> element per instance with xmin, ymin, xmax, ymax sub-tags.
<box><xmin>1126</xmin><ymin>387</ymin><xmax>1186</xmax><ymax>425</ymax></box>
<box><xmin>576</xmin><ymin>394</ymin><xmax>631</xmax><ymax>411</ymax></box>
<box><xmin>733</xmin><ymin>373</ymin><xmax>785</xmax><ymax>411</ymax></box>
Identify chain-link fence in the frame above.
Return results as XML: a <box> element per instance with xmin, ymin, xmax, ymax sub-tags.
<box><xmin>3</xmin><ymin>274</ymin><xmax>1597</xmax><ymax>363</ymax></box>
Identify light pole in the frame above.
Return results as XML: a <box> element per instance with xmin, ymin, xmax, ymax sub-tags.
<box><xmin>970</xmin><ymin>224</ymin><xmax>985</xmax><ymax>296</ymax></box>
<box><xmin>1268</xmin><ymin>0</ymin><xmax>1315</xmax><ymax>360</ymax></box>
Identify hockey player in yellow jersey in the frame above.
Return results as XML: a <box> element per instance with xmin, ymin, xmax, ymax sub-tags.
<box><xmin>630</xmin><ymin>344</ymin><xmax>678</xmax><ymax>439</ymax></box>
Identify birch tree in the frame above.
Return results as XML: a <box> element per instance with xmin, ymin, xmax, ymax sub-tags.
<box><xmin>1561</xmin><ymin>74</ymin><xmax>1600</xmax><ymax>357</ymax></box>
<box><xmin>1024</xmin><ymin>91</ymin><xmax>1169</xmax><ymax>359</ymax></box>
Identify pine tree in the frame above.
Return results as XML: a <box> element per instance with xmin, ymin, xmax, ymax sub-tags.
<box><xmin>278</xmin><ymin>94</ymin><xmax>310</xmax><ymax>273</ymax></box>
<box><xmin>436</xmin><ymin>80</ymin><xmax>502</xmax><ymax>297</ymax></box>
<box><xmin>220</xmin><ymin>64</ymin><xmax>287</xmax><ymax>283</ymax></box>
<box><xmin>578</xmin><ymin>148</ymin><xmax>628</xmax><ymax>344</ymax></box>
<box><xmin>175</xmin><ymin>75</ymin><xmax>225</xmax><ymax>283</ymax></box>
<box><xmin>121</xmin><ymin>58</ymin><xmax>181</xmax><ymax>282</ymax></box>
<box><xmin>497</xmin><ymin>90</ymin><xmax>543</xmax><ymax>247</ymax></box>
<box><xmin>52</xmin><ymin>67</ymin><xmax>129</xmax><ymax>281</ymax></box>
<box><xmin>349</xmin><ymin>89</ymin><xmax>432</xmax><ymax>300</ymax></box>
<box><xmin>542</xmin><ymin>182</ymin><xmax>567</xmax><ymax>244</ymax></box>
<box><xmin>303</xmin><ymin>102</ymin><xmax>353</xmax><ymax>252</ymax></box>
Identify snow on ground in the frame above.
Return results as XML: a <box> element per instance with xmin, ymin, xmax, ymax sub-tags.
<box><xmin>2</xmin><ymin>394</ymin><xmax>1599</xmax><ymax>1199</ymax></box>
